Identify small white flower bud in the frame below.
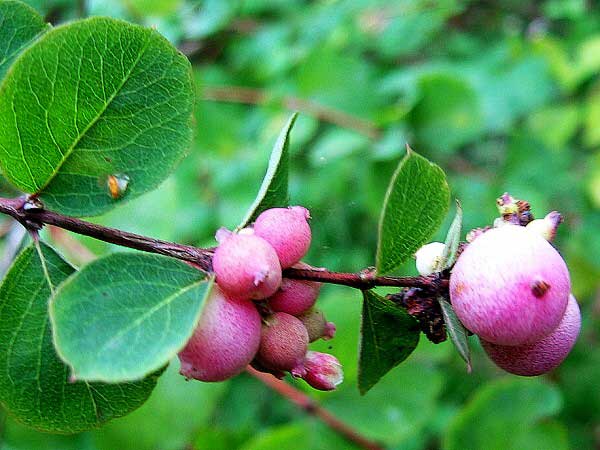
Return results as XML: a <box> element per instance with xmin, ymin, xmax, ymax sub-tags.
<box><xmin>415</xmin><ymin>242</ymin><xmax>446</xmax><ymax>276</ymax></box>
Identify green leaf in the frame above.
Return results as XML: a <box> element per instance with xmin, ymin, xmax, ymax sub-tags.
<box><xmin>441</xmin><ymin>200</ymin><xmax>462</xmax><ymax>270</ymax></box>
<box><xmin>0</xmin><ymin>243</ymin><xmax>159</xmax><ymax>433</ymax></box>
<box><xmin>93</xmin><ymin>363</ymin><xmax>228</xmax><ymax>450</ymax></box>
<box><xmin>0</xmin><ymin>0</ymin><xmax>49</xmax><ymax>82</ymax></box>
<box><xmin>412</xmin><ymin>73</ymin><xmax>484</xmax><ymax>154</ymax></box>
<box><xmin>438</xmin><ymin>298</ymin><xmax>471</xmax><ymax>371</ymax></box>
<box><xmin>376</xmin><ymin>148</ymin><xmax>450</xmax><ymax>275</ymax></box>
<box><xmin>239</xmin><ymin>113</ymin><xmax>297</xmax><ymax>227</ymax></box>
<box><xmin>50</xmin><ymin>252</ymin><xmax>213</xmax><ymax>382</ymax></box>
<box><xmin>325</xmin><ymin>342</ymin><xmax>444</xmax><ymax>447</ymax></box>
<box><xmin>584</xmin><ymin>89</ymin><xmax>600</xmax><ymax>149</ymax></box>
<box><xmin>444</xmin><ymin>378</ymin><xmax>568</xmax><ymax>450</ymax></box>
<box><xmin>240</xmin><ymin>423</ymin><xmax>308</xmax><ymax>450</ymax></box>
<box><xmin>358</xmin><ymin>290</ymin><xmax>420</xmax><ymax>395</ymax></box>
<box><xmin>0</xmin><ymin>17</ymin><xmax>194</xmax><ymax>216</ymax></box>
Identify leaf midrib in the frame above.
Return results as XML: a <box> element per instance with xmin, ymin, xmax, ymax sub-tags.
<box><xmin>37</xmin><ymin>32</ymin><xmax>152</xmax><ymax>192</ymax></box>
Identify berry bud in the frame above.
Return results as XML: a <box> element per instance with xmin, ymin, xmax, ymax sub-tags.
<box><xmin>268</xmin><ymin>278</ymin><xmax>321</xmax><ymax>316</ymax></box>
<box><xmin>178</xmin><ymin>286</ymin><xmax>261</xmax><ymax>382</ymax></box>
<box><xmin>257</xmin><ymin>312</ymin><xmax>309</xmax><ymax>375</ymax></box>
<box><xmin>481</xmin><ymin>294</ymin><xmax>581</xmax><ymax>376</ymax></box>
<box><xmin>526</xmin><ymin>211</ymin><xmax>563</xmax><ymax>242</ymax></box>
<box><xmin>450</xmin><ymin>225</ymin><xmax>570</xmax><ymax>345</ymax></box>
<box><xmin>415</xmin><ymin>242</ymin><xmax>446</xmax><ymax>276</ymax></box>
<box><xmin>302</xmin><ymin>351</ymin><xmax>343</xmax><ymax>391</ymax></box>
<box><xmin>253</xmin><ymin>206</ymin><xmax>311</xmax><ymax>268</ymax></box>
<box><xmin>297</xmin><ymin>307</ymin><xmax>336</xmax><ymax>342</ymax></box>
<box><xmin>212</xmin><ymin>228</ymin><xmax>282</xmax><ymax>300</ymax></box>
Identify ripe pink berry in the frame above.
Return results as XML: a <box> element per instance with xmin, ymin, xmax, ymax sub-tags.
<box><xmin>301</xmin><ymin>351</ymin><xmax>344</xmax><ymax>391</ymax></box>
<box><xmin>212</xmin><ymin>229</ymin><xmax>282</xmax><ymax>300</ymax></box>
<box><xmin>178</xmin><ymin>286</ymin><xmax>261</xmax><ymax>382</ymax></box>
<box><xmin>253</xmin><ymin>206</ymin><xmax>312</xmax><ymax>269</ymax></box>
<box><xmin>297</xmin><ymin>307</ymin><xmax>336</xmax><ymax>342</ymax></box>
<box><xmin>450</xmin><ymin>225</ymin><xmax>570</xmax><ymax>345</ymax></box>
<box><xmin>257</xmin><ymin>312</ymin><xmax>309</xmax><ymax>375</ymax></box>
<box><xmin>268</xmin><ymin>278</ymin><xmax>321</xmax><ymax>316</ymax></box>
<box><xmin>481</xmin><ymin>294</ymin><xmax>581</xmax><ymax>376</ymax></box>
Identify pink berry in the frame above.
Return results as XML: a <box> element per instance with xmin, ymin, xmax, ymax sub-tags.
<box><xmin>297</xmin><ymin>307</ymin><xmax>336</xmax><ymax>342</ymax></box>
<box><xmin>257</xmin><ymin>312</ymin><xmax>309</xmax><ymax>375</ymax></box>
<box><xmin>450</xmin><ymin>225</ymin><xmax>570</xmax><ymax>345</ymax></box>
<box><xmin>481</xmin><ymin>294</ymin><xmax>581</xmax><ymax>376</ymax></box>
<box><xmin>301</xmin><ymin>351</ymin><xmax>344</xmax><ymax>391</ymax></box>
<box><xmin>268</xmin><ymin>278</ymin><xmax>321</xmax><ymax>316</ymax></box>
<box><xmin>212</xmin><ymin>229</ymin><xmax>282</xmax><ymax>300</ymax></box>
<box><xmin>253</xmin><ymin>206</ymin><xmax>312</xmax><ymax>269</ymax></box>
<box><xmin>178</xmin><ymin>286</ymin><xmax>261</xmax><ymax>382</ymax></box>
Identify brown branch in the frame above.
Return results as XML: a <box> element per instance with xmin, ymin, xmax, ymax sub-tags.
<box><xmin>0</xmin><ymin>196</ymin><xmax>445</xmax><ymax>292</ymax></box>
<box><xmin>0</xmin><ymin>197</ymin><xmax>214</xmax><ymax>270</ymax></box>
<box><xmin>284</xmin><ymin>267</ymin><xmax>448</xmax><ymax>291</ymax></box>
<box><xmin>247</xmin><ymin>367</ymin><xmax>385</xmax><ymax>450</ymax></box>
<box><xmin>202</xmin><ymin>86</ymin><xmax>381</xmax><ymax>140</ymax></box>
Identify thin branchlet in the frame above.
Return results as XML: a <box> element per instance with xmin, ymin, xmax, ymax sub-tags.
<box><xmin>0</xmin><ymin>196</ymin><xmax>448</xmax><ymax>293</ymax></box>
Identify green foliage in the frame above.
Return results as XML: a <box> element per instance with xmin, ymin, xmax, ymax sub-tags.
<box><xmin>444</xmin><ymin>378</ymin><xmax>568</xmax><ymax>450</ymax></box>
<box><xmin>0</xmin><ymin>0</ymin><xmax>598</xmax><ymax>448</ymax></box>
<box><xmin>0</xmin><ymin>16</ymin><xmax>193</xmax><ymax>216</ymax></box>
<box><xmin>358</xmin><ymin>290</ymin><xmax>420</xmax><ymax>394</ymax></box>
<box><xmin>239</xmin><ymin>113</ymin><xmax>297</xmax><ymax>227</ymax></box>
<box><xmin>50</xmin><ymin>253</ymin><xmax>212</xmax><ymax>382</ymax></box>
<box><xmin>93</xmin><ymin>363</ymin><xmax>227</xmax><ymax>450</ymax></box>
<box><xmin>0</xmin><ymin>0</ymin><xmax>49</xmax><ymax>82</ymax></box>
<box><xmin>411</xmin><ymin>74</ymin><xmax>484</xmax><ymax>154</ymax></box>
<box><xmin>0</xmin><ymin>244</ymin><xmax>158</xmax><ymax>433</ymax></box>
<box><xmin>441</xmin><ymin>201</ymin><xmax>462</xmax><ymax>270</ymax></box>
<box><xmin>376</xmin><ymin>148</ymin><xmax>450</xmax><ymax>275</ymax></box>
<box><xmin>438</xmin><ymin>298</ymin><xmax>471</xmax><ymax>371</ymax></box>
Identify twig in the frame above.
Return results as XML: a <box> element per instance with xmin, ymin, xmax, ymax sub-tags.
<box><xmin>0</xmin><ymin>197</ymin><xmax>214</xmax><ymax>270</ymax></box>
<box><xmin>0</xmin><ymin>196</ymin><xmax>445</xmax><ymax>292</ymax></box>
<box><xmin>247</xmin><ymin>367</ymin><xmax>385</xmax><ymax>450</ymax></box>
<box><xmin>202</xmin><ymin>86</ymin><xmax>381</xmax><ymax>140</ymax></box>
<box><xmin>284</xmin><ymin>267</ymin><xmax>448</xmax><ymax>291</ymax></box>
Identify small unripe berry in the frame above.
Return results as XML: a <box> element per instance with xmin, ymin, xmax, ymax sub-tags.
<box><xmin>212</xmin><ymin>228</ymin><xmax>282</xmax><ymax>300</ymax></box>
<box><xmin>257</xmin><ymin>312</ymin><xmax>309</xmax><ymax>375</ymax></box>
<box><xmin>297</xmin><ymin>307</ymin><xmax>336</xmax><ymax>342</ymax></box>
<box><xmin>253</xmin><ymin>206</ymin><xmax>311</xmax><ymax>268</ymax></box>
<box><xmin>415</xmin><ymin>242</ymin><xmax>446</xmax><ymax>276</ymax></box>
<box><xmin>178</xmin><ymin>286</ymin><xmax>261</xmax><ymax>382</ymax></box>
<box><xmin>481</xmin><ymin>294</ymin><xmax>581</xmax><ymax>376</ymax></box>
<box><xmin>268</xmin><ymin>278</ymin><xmax>321</xmax><ymax>316</ymax></box>
<box><xmin>450</xmin><ymin>225</ymin><xmax>570</xmax><ymax>345</ymax></box>
<box><xmin>302</xmin><ymin>351</ymin><xmax>343</xmax><ymax>391</ymax></box>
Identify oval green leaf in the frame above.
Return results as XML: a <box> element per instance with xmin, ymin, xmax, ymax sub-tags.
<box><xmin>376</xmin><ymin>147</ymin><xmax>450</xmax><ymax>275</ymax></box>
<box><xmin>239</xmin><ymin>113</ymin><xmax>297</xmax><ymax>227</ymax></box>
<box><xmin>0</xmin><ymin>243</ymin><xmax>159</xmax><ymax>433</ymax></box>
<box><xmin>50</xmin><ymin>252</ymin><xmax>213</xmax><ymax>382</ymax></box>
<box><xmin>358</xmin><ymin>290</ymin><xmax>420</xmax><ymax>395</ymax></box>
<box><xmin>0</xmin><ymin>0</ymin><xmax>49</xmax><ymax>82</ymax></box>
<box><xmin>0</xmin><ymin>17</ymin><xmax>194</xmax><ymax>216</ymax></box>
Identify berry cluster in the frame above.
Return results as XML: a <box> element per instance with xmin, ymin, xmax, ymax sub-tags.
<box><xmin>445</xmin><ymin>197</ymin><xmax>581</xmax><ymax>376</ymax></box>
<box><xmin>178</xmin><ymin>207</ymin><xmax>342</xmax><ymax>390</ymax></box>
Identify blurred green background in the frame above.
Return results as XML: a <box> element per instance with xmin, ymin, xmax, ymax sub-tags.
<box><xmin>1</xmin><ymin>0</ymin><xmax>599</xmax><ymax>449</ymax></box>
